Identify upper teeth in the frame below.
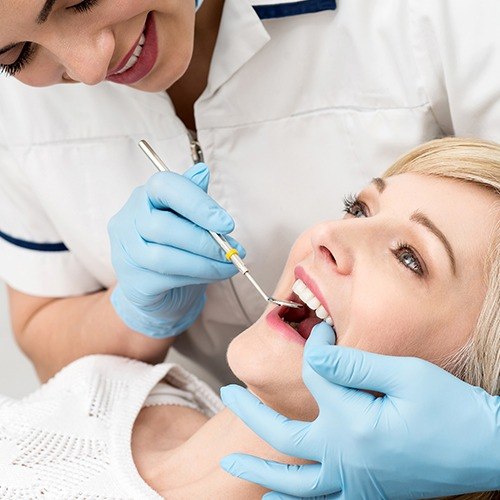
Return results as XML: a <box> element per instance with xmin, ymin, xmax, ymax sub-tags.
<box><xmin>116</xmin><ymin>33</ymin><xmax>146</xmax><ymax>75</ymax></box>
<box><xmin>292</xmin><ymin>279</ymin><xmax>334</xmax><ymax>326</ymax></box>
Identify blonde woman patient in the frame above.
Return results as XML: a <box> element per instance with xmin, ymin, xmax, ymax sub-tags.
<box><xmin>0</xmin><ymin>138</ymin><xmax>498</xmax><ymax>499</ymax></box>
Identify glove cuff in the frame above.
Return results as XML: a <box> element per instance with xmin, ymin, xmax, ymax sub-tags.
<box><xmin>489</xmin><ymin>395</ymin><xmax>500</xmax><ymax>489</ymax></box>
<box><xmin>111</xmin><ymin>286</ymin><xmax>206</xmax><ymax>338</ymax></box>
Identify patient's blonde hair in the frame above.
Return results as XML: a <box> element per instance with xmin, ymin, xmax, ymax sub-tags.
<box><xmin>384</xmin><ymin>137</ymin><xmax>500</xmax><ymax>500</ymax></box>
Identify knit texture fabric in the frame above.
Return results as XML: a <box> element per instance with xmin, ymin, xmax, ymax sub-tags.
<box><xmin>0</xmin><ymin>355</ymin><xmax>223</xmax><ymax>499</ymax></box>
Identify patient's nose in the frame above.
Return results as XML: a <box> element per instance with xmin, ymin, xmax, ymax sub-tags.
<box><xmin>310</xmin><ymin>221</ymin><xmax>355</xmax><ymax>276</ymax></box>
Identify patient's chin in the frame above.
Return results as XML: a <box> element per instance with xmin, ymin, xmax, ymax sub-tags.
<box><xmin>249</xmin><ymin>382</ymin><xmax>319</xmax><ymax>422</ymax></box>
<box><xmin>226</xmin><ymin>334</ymin><xmax>318</xmax><ymax>422</ymax></box>
<box><xmin>226</xmin><ymin>332</ymin><xmax>264</xmax><ymax>388</ymax></box>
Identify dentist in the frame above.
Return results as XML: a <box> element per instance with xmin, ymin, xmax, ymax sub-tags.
<box><xmin>0</xmin><ymin>0</ymin><xmax>499</xmax><ymax>497</ymax></box>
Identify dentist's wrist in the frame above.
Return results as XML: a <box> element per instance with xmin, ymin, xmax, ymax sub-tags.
<box><xmin>110</xmin><ymin>286</ymin><xmax>205</xmax><ymax>339</ymax></box>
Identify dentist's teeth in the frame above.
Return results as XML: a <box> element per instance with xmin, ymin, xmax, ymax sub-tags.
<box><xmin>115</xmin><ymin>33</ymin><xmax>146</xmax><ymax>75</ymax></box>
<box><xmin>116</xmin><ymin>54</ymin><xmax>138</xmax><ymax>74</ymax></box>
<box><xmin>292</xmin><ymin>279</ymin><xmax>335</xmax><ymax>327</ymax></box>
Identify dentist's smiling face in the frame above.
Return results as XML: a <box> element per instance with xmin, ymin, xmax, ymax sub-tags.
<box><xmin>0</xmin><ymin>0</ymin><xmax>195</xmax><ymax>90</ymax></box>
<box><xmin>227</xmin><ymin>173</ymin><xmax>497</xmax><ymax>420</ymax></box>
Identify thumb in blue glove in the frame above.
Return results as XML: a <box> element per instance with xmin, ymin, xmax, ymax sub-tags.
<box><xmin>220</xmin><ymin>322</ymin><xmax>500</xmax><ymax>498</ymax></box>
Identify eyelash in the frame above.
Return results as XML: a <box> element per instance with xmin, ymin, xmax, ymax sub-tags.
<box><xmin>343</xmin><ymin>194</ymin><xmax>368</xmax><ymax>218</ymax></box>
<box><xmin>0</xmin><ymin>0</ymin><xmax>99</xmax><ymax>77</ymax></box>
<box><xmin>0</xmin><ymin>43</ymin><xmax>36</xmax><ymax>76</ymax></box>
<box><xmin>70</xmin><ymin>0</ymin><xmax>100</xmax><ymax>13</ymax></box>
<box><xmin>342</xmin><ymin>193</ymin><xmax>425</xmax><ymax>277</ymax></box>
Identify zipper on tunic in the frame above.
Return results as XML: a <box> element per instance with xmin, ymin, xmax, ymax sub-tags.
<box><xmin>188</xmin><ymin>133</ymin><xmax>205</xmax><ymax>164</ymax></box>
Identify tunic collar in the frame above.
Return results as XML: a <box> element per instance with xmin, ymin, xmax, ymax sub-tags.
<box><xmin>200</xmin><ymin>0</ymin><xmax>336</xmax><ymax>103</ymax></box>
<box><xmin>202</xmin><ymin>0</ymin><xmax>270</xmax><ymax>100</ymax></box>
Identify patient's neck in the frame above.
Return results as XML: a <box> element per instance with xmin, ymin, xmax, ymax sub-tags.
<box><xmin>134</xmin><ymin>406</ymin><xmax>297</xmax><ymax>498</ymax></box>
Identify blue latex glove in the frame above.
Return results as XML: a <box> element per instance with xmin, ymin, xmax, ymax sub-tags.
<box><xmin>109</xmin><ymin>163</ymin><xmax>245</xmax><ymax>338</ymax></box>
<box><xmin>220</xmin><ymin>322</ymin><xmax>500</xmax><ymax>499</ymax></box>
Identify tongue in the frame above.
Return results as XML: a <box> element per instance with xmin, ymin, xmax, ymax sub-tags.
<box><xmin>297</xmin><ymin>316</ymin><xmax>322</xmax><ymax>340</ymax></box>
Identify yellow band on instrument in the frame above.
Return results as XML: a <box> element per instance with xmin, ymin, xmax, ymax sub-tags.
<box><xmin>225</xmin><ymin>248</ymin><xmax>239</xmax><ymax>261</ymax></box>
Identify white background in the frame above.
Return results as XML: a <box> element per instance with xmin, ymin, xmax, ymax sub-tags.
<box><xmin>0</xmin><ymin>282</ymin><xmax>38</xmax><ymax>398</ymax></box>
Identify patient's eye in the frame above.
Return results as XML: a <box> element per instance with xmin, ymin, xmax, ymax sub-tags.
<box><xmin>393</xmin><ymin>243</ymin><xmax>425</xmax><ymax>277</ymax></box>
<box><xmin>343</xmin><ymin>194</ymin><xmax>368</xmax><ymax>218</ymax></box>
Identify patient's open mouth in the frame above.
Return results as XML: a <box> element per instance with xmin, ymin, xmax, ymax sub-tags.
<box><xmin>275</xmin><ymin>279</ymin><xmax>334</xmax><ymax>341</ymax></box>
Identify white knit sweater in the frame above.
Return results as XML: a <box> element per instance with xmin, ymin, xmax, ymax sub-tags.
<box><xmin>0</xmin><ymin>355</ymin><xmax>224</xmax><ymax>499</ymax></box>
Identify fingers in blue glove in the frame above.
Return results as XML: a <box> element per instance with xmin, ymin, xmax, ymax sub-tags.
<box><xmin>220</xmin><ymin>385</ymin><xmax>313</xmax><ymax>459</ymax></box>
<box><xmin>306</xmin><ymin>340</ymin><xmax>424</xmax><ymax>397</ymax></box>
<box><xmin>300</xmin><ymin>323</ymin><xmax>352</xmax><ymax>405</ymax></box>
<box><xmin>137</xmin><ymin>208</ymin><xmax>246</xmax><ymax>262</ymax></box>
<box><xmin>305</xmin><ymin>321</ymin><xmax>337</xmax><ymax>351</ymax></box>
<box><xmin>221</xmin><ymin>454</ymin><xmax>335</xmax><ymax>497</ymax></box>
<box><xmin>129</xmin><ymin>265</ymin><xmax>232</xmax><ymax>291</ymax></box>
<box><xmin>146</xmin><ymin>166</ymin><xmax>234</xmax><ymax>234</ymax></box>
<box><xmin>128</xmin><ymin>242</ymin><xmax>241</xmax><ymax>281</ymax></box>
<box><xmin>184</xmin><ymin>162</ymin><xmax>211</xmax><ymax>192</ymax></box>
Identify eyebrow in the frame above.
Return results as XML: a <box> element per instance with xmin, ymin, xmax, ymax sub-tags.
<box><xmin>372</xmin><ymin>177</ymin><xmax>386</xmax><ymax>193</ymax></box>
<box><xmin>410</xmin><ymin>210</ymin><xmax>457</xmax><ymax>275</ymax></box>
<box><xmin>36</xmin><ymin>0</ymin><xmax>57</xmax><ymax>24</ymax></box>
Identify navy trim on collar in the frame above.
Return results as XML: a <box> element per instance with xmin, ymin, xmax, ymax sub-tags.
<box><xmin>254</xmin><ymin>0</ymin><xmax>336</xmax><ymax>19</ymax></box>
<box><xmin>0</xmin><ymin>230</ymin><xmax>69</xmax><ymax>252</ymax></box>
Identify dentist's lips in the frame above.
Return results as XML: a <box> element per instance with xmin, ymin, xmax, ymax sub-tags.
<box><xmin>107</xmin><ymin>12</ymin><xmax>158</xmax><ymax>85</ymax></box>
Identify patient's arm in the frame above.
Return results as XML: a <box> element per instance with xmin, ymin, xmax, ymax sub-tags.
<box><xmin>8</xmin><ymin>286</ymin><xmax>174</xmax><ymax>382</ymax></box>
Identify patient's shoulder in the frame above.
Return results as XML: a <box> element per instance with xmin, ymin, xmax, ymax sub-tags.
<box><xmin>31</xmin><ymin>354</ymin><xmax>160</xmax><ymax>390</ymax></box>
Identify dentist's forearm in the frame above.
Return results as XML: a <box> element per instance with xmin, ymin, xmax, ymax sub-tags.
<box><xmin>8</xmin><ymin>286</ymin><xmax>174</xmax><ymax>382</ymax></box>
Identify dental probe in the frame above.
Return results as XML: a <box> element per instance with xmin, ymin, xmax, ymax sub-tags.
<box><xmin>138</xmin><ymin>140</ymin><xmax>302</xmax><ymax>309</ymax></box>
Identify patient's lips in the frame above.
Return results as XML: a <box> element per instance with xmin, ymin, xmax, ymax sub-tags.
<box><xmin>266</xmin><ymin>299</ymin><xmax>310</xmax><ymax>345</ymax></box>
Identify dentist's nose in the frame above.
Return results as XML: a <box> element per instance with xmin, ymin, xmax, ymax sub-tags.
<box><xmin>311</xmin><ymin>221</ymin><xmax>356</xmax><ymax>276</ymax></box>
<box><xmin>57</xmin><ymin>29</ymin><xmax>115</xmax><ymax>85</ymax></box>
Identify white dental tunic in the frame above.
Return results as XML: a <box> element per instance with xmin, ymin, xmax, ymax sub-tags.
<box><xmin>1</xmin><ymin>0</ymin><xmax>500</xmax><ymax>385</ymax></box>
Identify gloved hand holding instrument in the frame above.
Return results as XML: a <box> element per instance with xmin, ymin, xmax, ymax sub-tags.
<box><xmin>108</xmin><ymin>146</ymin><xmax>246</xmax><ymax>338</ymax></box>
<box><xmin>109</xmin><ymin>140</ymin><xmax>300</xmax><ymax>339</ymax></box>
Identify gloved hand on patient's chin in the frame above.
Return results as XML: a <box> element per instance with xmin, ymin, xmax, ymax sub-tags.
<box><xmin>108</xmin><ymin>163</ymin><xmax>245</xmax><ymax>338</ymax></box>
<box><xmin>220</xmin><ymin>322</ymin><xmax>500</xmax><ymax>499</ymax></box>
